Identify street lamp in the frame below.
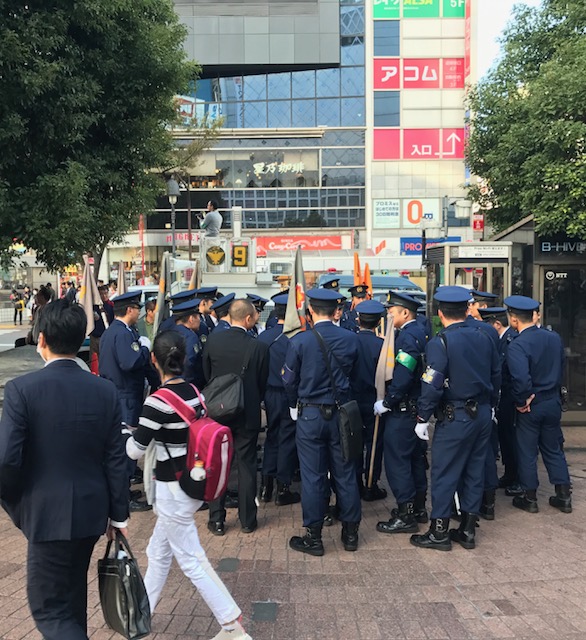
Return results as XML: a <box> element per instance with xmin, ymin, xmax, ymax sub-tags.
<box><xmin>166</xmin><ymin>178</ymin><xmax>181</xmax><ymax>257</ymax></box>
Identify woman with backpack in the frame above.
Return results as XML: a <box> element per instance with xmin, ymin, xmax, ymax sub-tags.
<box><xmin>125</xmin><ymin>330</ymin><xmax>252</xmax><ymax>640</ymax></box>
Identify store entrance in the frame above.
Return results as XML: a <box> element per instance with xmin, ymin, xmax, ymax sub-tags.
<box><xmin>543</xmin><ymin>267</ymin><xmax>586</xmax><ymax>409</ymax></box>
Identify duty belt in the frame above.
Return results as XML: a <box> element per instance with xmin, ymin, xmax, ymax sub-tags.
<box><xmin>298</xmin><ymin>402</ymin><xmax>337</xmax><ymax>420</ymax></box>
<box><xmin>391</xmin><ymin>399</ymin><xmax>418</xmax><ymax>419</ymax></box>
<box><xmin>436</xmin><ymin>399</ymin><xmax>480</xmax><ymax>422</ymax></box>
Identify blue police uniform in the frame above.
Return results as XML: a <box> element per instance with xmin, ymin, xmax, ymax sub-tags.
<box><xmin>282</xmin><ymin>290</ymin><xmax>361</xmax><ymax>554</ymax></box>
<box><xmin>214</xmin><ymin>319</ymin><xmax>231</xmax><ymax>333</ymax></box>
<box><xmin>158</xmin><ymin>315</ymin><xmax>178</xmax><ymax>334</ymax></box>
<box><xmin>169</xmin><ymin>299</ymin><xmax>206</xmax><ymax>389</ymax></box>
<box><xmin>209</xmin><ymin>293</ymin><xmax>235</xmax><ymax>334</ymax></box>
<box><xmin>340</xmin><ymin>308</ymin><xmax>359</xmax><ymax>333</ymax></box>
<box><xmin>411</xmin><ymin>287</ymin><xmax>501</xmax><ymax>551</ymax></box>
<box><xmin>504</xmin><ymin>296</ymin><xmax>570</xmax><ymax>512</ymax></box>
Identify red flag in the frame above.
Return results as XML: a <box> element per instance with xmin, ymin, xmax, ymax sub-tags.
<box><xmin>283</xmin><ymin>246</ymin><xmax>306</xmax><ymax>336</ymax></box>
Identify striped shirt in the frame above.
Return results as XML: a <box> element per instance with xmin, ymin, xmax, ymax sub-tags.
<box><xmin>133</xmin><ymin>382</ymin><xmax>203</xmax><ymax>482</ymax></box>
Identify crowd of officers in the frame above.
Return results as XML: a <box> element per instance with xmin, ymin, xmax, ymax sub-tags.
<box><xmin>96</xmin><ymin>277</ymin><xmax>572</xmax><ymax>555</ymax></box>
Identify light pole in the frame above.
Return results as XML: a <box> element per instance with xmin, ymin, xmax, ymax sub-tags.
<box><xmin>166</xmin><ymin>178</ymin><xmax>180</xmax><ymax>257</ymax></box>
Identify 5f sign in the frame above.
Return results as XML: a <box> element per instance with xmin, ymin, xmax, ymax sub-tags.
<box><xmin>402</xmin><ymin>199</ymin><xmax>441</xmax><ymax>227</ymax></box>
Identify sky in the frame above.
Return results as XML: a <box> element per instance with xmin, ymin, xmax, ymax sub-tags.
<box><xmin>477</xmin><ymin>0</ymin><xmax>543</xmax><ymax>78</ymax></box>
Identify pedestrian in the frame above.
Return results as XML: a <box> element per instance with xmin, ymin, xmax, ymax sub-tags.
<box><xmin>89</xmin><ymin>284</ymin><xmax>115</xmax><ymax>362</ymax></box>
<box><xmin>246</xmin><ymin>293</ymin><xmax>268</xmax><ymax>336</ymax></box>
<box><xmin>0</xmin><ymin>299</ymin><xmax>129</xmax><ymax>639</ymax></box>
<box><xmin>504</xmin><ymin>295</ymin><xmax>572</xmax><ymax>514</ymax></box>
<box><xmin>45</xmin><ymin>282</ymin><xmax>56</xmax><ymax>301</ymax></box>
<box><xmin>283</xmin><ymin>288</ymin><xmax>362</xmax><ymax>556</ymax></box>
<box><xmin>126</xmin><ymin>330</ymin><xmax>252</xmax><ymax>640</ymax></box>
<box><xmin>374</xmin><ymin>292</ymin><xmax>428</xmax><ymax>533</ymax></box>
<box><xmin>198</xmin><ymin>200</ymin><xmax>223</xmax><ymax>237</ymax></box>
<box><xmin>10</xmin><ymin>288</ymin><xmax>24</xmax><ymax>325</ymax></box>
<box><xmin>410</xmin><ymin>286</ymin><xmax>501</xmax><ymax>551</ymax></box>
<box><xmin>25</xmin><ymin>286</ymin><xmax>51</xmax><ymax>345</ymax></box>
<box><xmin>257</xmin><ymin>294</ymin><xmax>300</xmax><ymax>506</ymax></box>
<box><xmin>65</xmin><ymin>281</ymin><xmax>77</xmax><ymax>303</ymax></box>
<box><xmin>136</xmin><ymin>298</ymin><xmax>157</xmax><ymax>343</ymax></box>
<box><xmin>203</xmin><ymin>299</ymin><xmax>269</xmax><ymax>536</ymax></box>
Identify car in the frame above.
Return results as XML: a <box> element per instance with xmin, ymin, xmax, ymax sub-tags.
<box><xmin>316</xmin><ymin>273</ymin><xmax>424</xmax><ymax>302</ymax></box>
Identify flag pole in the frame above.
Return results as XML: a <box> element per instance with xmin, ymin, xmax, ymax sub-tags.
<box><xmin>367</xmin><ymin>415</ymin><xmax>380</xmax><ymax>489</ymax></box>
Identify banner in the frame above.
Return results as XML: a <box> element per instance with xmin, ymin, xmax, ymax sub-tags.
<box><xmin>283</xmin><ymin>246</ymin><xmax>307</xmax><ymax>337</ymax></box>
<box><xmin>256</xmin><ymin>235</ymin><xmax>343</xmax><ymax>257</ymax></box>
<box><xmin>79</xmin><ymin>256</ymin><xmax>104</xmax><ymax>338</ymax></box>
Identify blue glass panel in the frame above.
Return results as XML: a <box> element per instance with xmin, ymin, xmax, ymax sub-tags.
<box><xmin>244</xmin><ymin>75</ymin><xmax>267</xmax><ymax>101</ymax></box>
<box><xmin>316</xmin><ymin>68</ymin><xmax>340</xmax><ymax>98</ymax></box>
<box><xmin>341</xmin><ymin>36</ymin><xmax>365</xmax><ymax>66</ymax></box>
<box><xmin>374</xmin><ymin>21</ymin><xmax>400</xmax><ymax>57</ymax></box>
<box><xmin>243</xmin><ymin>101</ymin><xmax>267</xmax><ymax>128</ymax></box>
<box><xmin>317</xmin><ymin>99</ymin><xmax>341</xmax><ymax>127</ymax></box>
<box><xmin>340</xmin><ymin>6</ymin><xmax>364</xmax><ymax>37</ymax></box>
<box><xmin>341</xmin><ymin>66</ymin><xmax>365</xmax><ymax>97</ymax></box>
<box><xmin>268</xmin><ymin>101</ymin><xmax>292</xmax><ymax>127</ymax></box>
<box><xmin>373</xmin><ymin>92</ymin><xmax>400</xmax><ymax>127</ymax></box>
<box><xmin>341</xmin><ymin>97</ymin><xmax>365</xmax><ymax>126</ymax></box>
<box><xmin>292</xmin><ymin>99</ymin><xmax>316</xmax><ymax>127</ymax></box>
<box><xmin>292</xmin><ymin>71</ymin><xmax>316</xmax><ymax>99</ymax></box>
<box><xmin>268</xmin><ymin>73</ymin><xmax>291</xmax><ymax>100</ymax></box>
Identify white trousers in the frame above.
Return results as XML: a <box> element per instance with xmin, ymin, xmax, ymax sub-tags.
<box><xmin>144</xmin><ymin>481</ymin><xmax>241</xmax><ymax>626</ymax></box>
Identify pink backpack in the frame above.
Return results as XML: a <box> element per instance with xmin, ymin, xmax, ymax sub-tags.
<box><xmin>152</xmin><ymin>385</ymin><xmax>233</xmax><ymax>502</ymax></box>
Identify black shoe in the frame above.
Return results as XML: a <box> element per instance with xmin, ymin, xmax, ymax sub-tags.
<box><xmin>129</xmin><ymin>499</ymin><xmax>152</xmax><ymax>512</ymax></box>
<box><xmin>391</xmin><ymin>505</ymin><xmax>428</xmax><ymax>525</ymax></box>
<box><xmin>241</xmin><ymin>520</ymin><xmax>258</xmax><ymax>534</ymax></box>
<box><xmin>549</xmin><ymin>484</ymin><xmax>572</xmax><ymax>513</ymax></box>
<box><xmin>258</xmin><ymin>476</ymin><xmax>274</xmax><ymax>503</ymax></box>
<box><xmin>449</xmin><ymin>512</ymin><xmax>478</xmax><ymax>550</ymax></box>
<box><xmin>290</xmin><ymin>524</ymin><xmax>324</xmax><ymax>556</ymax></box>
<box><xmin>410</xmin><ymin>518</ymin><xmax>452</xmax><ymax>551</ymax></box>
<box><xmin>413</xmin><ymin>492</ymin><xmax>429</xmax><ymax>523</ymax></box>
<box><xmin>479</xmin><ymin>490</ymin><xmax>495</xmax><ymax>521</ymax></box>
<box><xmin>498</xmin><ymin>474</ymin><xmax>516</xmax><ymax>489</ymax></box>
<box><xmin>341</xmin><ymin>522</ymin><xmax>360</xmax><ymax>552</ymax></box>
<box><xmin>130</xmin><ymin>489</ymin><xmax>142</xmax><ymax>500</ymax></box>
<box><xmin>378</xmin><ymin>502</ymin><xmax>419</xmax><ymax>534</ymax></box>
<box><xmin>207</xmin><ymin>521</ymin><xmax>225</xmax><ymax>536</ymax></box>
<box><xmin>130</xmin><ymin>475</ymin><xmax>143</xmax><ymax>486</ymax></box>
<box><xmin>225</xmin><ymin>495</ymin><xmax>239</xmax><ymax>509</ymax></box>
<box><xmin>198</xmin><ymin>502</ymin><xmax>209</xmax><ymax>512</ymax></box>
<box><xmin>362</xmin><ymin>484</ymin><xmax>388</xmax><ymax>502</ymax></box>
<box><xmin>512</xmin><ymin>494</ymin><xmax>539</xmax><ymax>513</ymax></box>
<box><xmin>275</xmin><ymin>484</ymin><xmax>301</xmax><ymax>506</ymax></box>
<box><xmin>504</xmin><ymin>483</ymin><xmax>523</xmax><ymax>497</ymax></box>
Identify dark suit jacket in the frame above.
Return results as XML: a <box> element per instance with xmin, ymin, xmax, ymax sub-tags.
<box><xmin>0</xmin><ymin>360</ymin><xmax>129</xmax><ymax>542</ymax></box>
<box><xmin>202</xmin><ymin>326</ymin><xmax>269</xmax><ymax>431</ymax></box>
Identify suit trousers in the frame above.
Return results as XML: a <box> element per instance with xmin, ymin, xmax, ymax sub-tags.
<box><xmin>483</xmin><ymin>420</ymin><xmax>500</xmax><ymax>491</ymax></box>
<box><xmin>145</xmin><ymin>481</ymin><xmax>240</xmax><ymax>624</ymax></box>
<box><xmin>27</xmin><ymin>535</ymin><xmax>100</xmax><ymax>640</ymax></box>
<box><xmin>497</xmin><ymin>395</ymin><xmax>518</xmax><ymax>481</ymax></box>
<box><xmin>262</xmin><ymin>387</ymin><xmax>297</xmax><ymax>485</ymax></box>
<box><xmin>209</xmin><ymin>427</ymin><xmax>259</xmax><ymax>528</ymax></box>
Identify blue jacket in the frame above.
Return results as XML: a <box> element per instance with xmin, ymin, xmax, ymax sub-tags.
<box><xmin>213</xmin><ymin>319</ymin><xmax>231</xmax><ymax>333</ymax></box>
<box><xmin>351</xmin><ymin>330</ymin><xmax>383</xmax><ymax>405</ymax></box>
<box><xmin>171</xmin><ymin>323</ymin><xmax>205</xmax><ymax>388</ymax></box>
<box><xmin>340</xmin><ymin>308</ymin><xmax>359</xmax><ymax>333</ymax></box>
<box><xmin>258</xmin><ymin>324</ymin><xmax>288</xmax><ymax>389</ymax></box>
<box><xmin>466</xmin><ymin>315</ymin><xmax>500</xmax><ymax>349</ymax></box>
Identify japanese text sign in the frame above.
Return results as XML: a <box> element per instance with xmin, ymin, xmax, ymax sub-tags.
<box><xmin>402</xmin><ymin>0</ymin><xmax>440</xmax><ymax>19</ymax></box>
<box><xmin>373</xmin><ymin>0</ymin><xmax>400</xmax><ymax>19</ymax></box>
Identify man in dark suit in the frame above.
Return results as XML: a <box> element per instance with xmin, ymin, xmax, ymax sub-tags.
<box><xmin>203</xmin><ymin>298</ymin><xmax>269</xmax><ymax>535</ymax></box>
<box><xmin>0</xmin><ymin>299</ymin><xmax>129</xmax><ymax>640</ymax></box>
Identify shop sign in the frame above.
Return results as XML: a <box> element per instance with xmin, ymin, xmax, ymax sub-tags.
<box><xmin>256</xmin><ymin>235</ymin><xmax>344</xmax><ymax>257</ymax></box>
<box><xmin>403</xmin><ymin>0</ymin><xmax>440</xmax><ymax>19</ymax></box>
<box><xmin>537</xmin><ymin>238</ymin><xmax>586</xmax><ymax>257</ymax></box>
<box><xmin>464</xmin><ymin>0</ymin><xmax>471</xmax><ymax>79</ymax></box>
<box><xmin>373</xmin><ymin>0</ymin><xmax>400</xmax><ymax>19</ymax></box>
<box><xmin>403</xmin><ymin>59</ymin><xmax>440</xmax><ymax>89</ymax></box>
<box><xmin>443</xmin><ymin>0</ymin><xmax>465</xmax><ymax>18</ymax></box>
<box><xmin>402</xmin><ymin>199</ymin><xmax>441</xmax><ymax>227</ymax></box>
<box><xmin>473</xmin><ymin>214</ymin><xmax>484</xmax><ymax>231</ymax></box>
<box><xmin>443</xmin><ymin>58</ymin><xmax>465</xmax><ymax>89</ymax></box>
<box><xmin>253</xmin><ymin>161</ymin><xmax>304</xmax><ymax>176</ymax></box>
<box><xmin>401</xmin><ymin>236</ymin><xmax>462</xmax><ymax>256</ymax></box>
<box><xmin>373</xmin><ymin>128</ymin><xmax>401</xmax><ymax>160</ymax></box>
<box><xmin>374</xmin><ymin>58</ymin><xmax>464</xmax><ymax>90</ymax></box>
<box><xmin>165</xmin><ymin>232</ymin><xmax>198</xmax><ymax>245</ymax></box>
<box><xmin>374</xmin><ymin>59</ymin><xmax>401</xmax><ymax>90</ymax></box>
<box><xmin>455</xmin><ymin>245</ymin><xmax>510</xmax><ymax>259</ymax></box>
<box><xmin>374</xmin><ymin>128</ymin><xmax>465</xmax><ymax>160</ymax></box>
<box><xmin>373</xmin><ymin>199</ymin><xmax>401</xmax><ymax>229</ymax></box>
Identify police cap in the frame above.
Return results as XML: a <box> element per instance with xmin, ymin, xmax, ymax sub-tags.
<box><xmin>434</xmin><ymin>286</ymin><xmax>472</xmax><ymax>304</ymax></box>
<box><xmin>349</xmin><ymin>284</ymin><xmax>368</xmax><ymax>298</ymax></box>
<box><xmin>272</xmin><ymin>289</ymin><xmax>289</xmax><ymax>300</ymax></box>
<box><xmin>471</xmin><ymin>290</ymin><xmax>498</xmax><ymax>302</ymax></box>
<box><xmin>170</xmin><ymin>289</ymin><xmax>198</xmax><ymax>304</ymax></box>
<box><xmin>272</xmin><ymin>294</ymin><xmax>289</xmax><ymax>308</ymax></box>
<box><xmin>211</xmin><ymin>293</ymin><xmax>235</xmax><ymax>312</ymax></box>
<box><xmin>356</xmin><ymin>300</ymin><xmax>385</xmax><ymax>317</ymax></box>
<box><xmin>321</xmin><ymin>276</ymin><xmax>340</xmax><ymax>290</ymax></box>
<box><xmin>478</xmin><ymin>307</ymin><xmax>508</xmax><ymax>322</ymax></box>
<box><xmin>504</xmin><ymin>295</ymin><xmax>540</xmax><ymax>313</ymax></box>
<box><xmin>307</xmin><ymin>288</ymin><xmax>345</xmax><ymax>307</ymax></box>
<box><xmin>172</xmin><ymin>298</ymin><xmax>202</xmax><ymax>316</ymax></box>
<box><xmin>194</xmin><ymin>286</ymin><xmax>218</xmax><ymax>300</ymax></box>
<box><xmin>386</xmin><ymin>291</ymin><xmax>420</xmax><ymax>313</ymax></box>
<box><xmin>246</xmin><ymin>293</ymin><xmax>269</xmax><ymax>310</ymax></box>
<box><xmin>112</xmin><ymin>291</ymin><xmax>142</xmax><ymax>309</ymax></box>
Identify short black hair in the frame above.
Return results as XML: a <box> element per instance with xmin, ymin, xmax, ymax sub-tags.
<box><xmin>486</xmin><ymin>313</ymin><xmax>509</xmax><ymax>327</ymax></box>
<box><xmin>144</xmin><ymin>299</ymin><xmax>156</xmax><ymax>313</ymax></box>
<box><xmin>209</xmin><ymin>200</ymin><xmax>219</xmax><ymax>210</ymax></box>
<box><xmin>153</xmin><ymin>331</ymin><xmax>185</xmax><ymax>377</ymax></box>
<box><xmin>358</xmin><ymin>316</ymin><xmax>380</xmax><ymax>330</ymax></box>
<box><xmin>508</xmin><ymin>309</ymin><xmax>533</xmax><ymax>323</ymax></box>
<box><xmin>438</xmin><ymin>302</ymin><xmax>467</xmax><ymax>320</ymax></box>
<box><xmin>274</xmin><ymin>306</ymin><xmax>287</xmax><ymax>321</ymax></box>
<box><xmin>309</xmin><ymin>301</ymin><xmax>337</xmax><ymax>316</ymax></box>
<box><xmin>37</xmin><ymin>299</ymin><xmax>86</xmax><ymax>355</ymax></box>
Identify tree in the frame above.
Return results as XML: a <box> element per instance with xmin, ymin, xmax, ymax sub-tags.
<box><xmin>0</xmin><ymin>0</ymin><xmax>199</xmax><ymax>273</ymax></box>
<box><xmin>466</xmin><ymin>0</ymin><xmax>586</xmax><ymax>236</ymax></box>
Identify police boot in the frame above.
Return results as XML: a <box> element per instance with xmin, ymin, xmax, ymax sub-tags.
<box><xmin>377</xmin><ymin>502</ymin><xmax>419</xmax><ymax>534</ymax></box>
<box><xmin>410</xmin><ymin>518</ymin><xmax>452</xmax><ymax>551</ymax></box>
<box><xmin>480</xmin><ymin>490</ymin><xmax>496</xmax><ymax>521</ymax></box>
<box><xmin>275</xmin><ymin>482</ymin><xmax>301</xmax><ymax>506</ymax></box>
<box><xmin>341</xmin><ymin>521</ymin><xmax>360</xmax><ymax>552</ymax></box>
<box><xmin>289</xmin><ymin>524</ymin><xmax>324</xmax><ymax>557</ymax></box>
<box><xmin>258</xmin><ymin>476</ymin><xmax>273</xmax><ymax>503</ymax></box>
<box><xmin>513</xmin><ymin>489</ymin><xmax>539</xmax><ymax>513</ymax></box>
<box><xmin>362</xmin><ymin>483</ymin><xmax>388</xmax><ymax>502</ymax></box>
<box><xmin>449</xmin><ymin>512</ymin><xmax>478</xmax><ymax>550</ymax></box>
<box><xmin>414</xmin><ymin>491</ymin><xmax>429</xmax><ymax>523</ymax></box>
<box><xmin>549</xmin><ymin>484</ymin><xmax>572</xmax><ymax>513</ymax></box>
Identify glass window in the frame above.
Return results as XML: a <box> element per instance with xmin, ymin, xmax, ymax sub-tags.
<box><xmin>243</xmin><ymin>101</ymin><xmax>267</xmax><ymax>129</ymax></box>
<box><xmin>341</xmin><ymin>97</ymin><xmax>365</xmax><ymax>126</ymax></box>
<box><xmin>244</xmin><ymin>75</ymin><xmax>267</xmax><ymax>101</ymax></box>
<box><xmin>341</xmin><ymin>36</ymin><xmax>365</xmax><ymax>66</ymax></box>
<box><xmin>292</xmin><ymin>100</ymin><xmax>316</xmax><ymax>128</ymax></box>
<box><xmin>341</xmin><ymin>66</ymin><xmax>365</xmax><ymax>97</ymax></box>
<box><xmin>317</xmin><ymin>99</ymin><xmax>341</xmax><ymax>127</ymax></box>
<box><xmin>374</xmin><ymin>92</ymin><xmax>400</xmax><ymax>127</ymax></box>
<box><xmin>268</xmin><ymin>100</ymin><xmax>292</xmax><ymax>128</ymax></box>
<box><xmin>340</xmin><ymin>5</ymin><xmax>364</xmax><ymax>37</ymax></box>
<box><xmin>322</xmin><ymin>147</ymin><xmax>365</xmax><ymax>167</ymax></box>
<box><xmin>322</xmin><ymin>130</ymin><xmax>365</xmax><ymax>147</ymax></box>
<box><xmin>374</xmin><ymin>21</ymin><xmax>400</xmax><ymax>57</ymax></box>
<box><xmin>268</xmin><ymin>73</ymin><xmax>291</xmax><ymax>100</ymax></box>
<box><xmin>322</xmin><ymin>168</ymin><xmax>366</xmax><ymax>187</ymax></box>
<box><xmin>292</xmin><ymin>71</ymin><xmax>315</xmax><ymax>99</ymax></box>
<box><xmin>316</xmin><ymin>68</ymin><xmax>340</xmax><ymax>98</ymax></box>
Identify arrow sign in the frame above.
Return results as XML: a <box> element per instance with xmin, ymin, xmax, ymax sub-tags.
<box><xmin>442</xmin><ymin>129</ymin><xmax>465</xmax><ymax>158</ymax></box>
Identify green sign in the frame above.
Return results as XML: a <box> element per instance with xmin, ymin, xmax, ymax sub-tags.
<box><xmin>373</xmin><ymin>0</ymin><xmax>400</xmax><ymax>19</ymax></box>
<box><xmin>442</xmin><ymin>0</ymin><xmax>466</xmax><ymax>18</ymax></box>
<box><xmin>402</xmin><ymin>0</ymin><xmax>440</xmax><ymax>18</ymax></box>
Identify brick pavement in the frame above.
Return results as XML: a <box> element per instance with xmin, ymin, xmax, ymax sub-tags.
<box><xmin>1</xmin><ymin>450</ymin><xmax>586</xmax><ymax>640</ymax></box>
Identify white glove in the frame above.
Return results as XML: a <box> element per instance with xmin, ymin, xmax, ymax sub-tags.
<box><xmin>139</xmin><ymin>335</ymin><xmax>151</xmax><ymax>350</ymax></box>
<box><xmin>415</xmin><ymin>422</ymin><xmax>430</xmax><ymax>441</ymax></box>
<box><xmin>491</xmin><ymin>408</ymin><xmax>498</xmax><ymax>424</ymax></box>
<box><xmin>289</xmin><ymin>407</ymin><xmax>298</xmax><ymax>421</ymax></box>
<box><xmin>373</xmin><ymin>400</ymin><xmax>390</xmax><ymax>416</ymax></box>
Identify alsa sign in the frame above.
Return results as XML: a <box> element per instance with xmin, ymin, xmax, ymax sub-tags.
<box><xmin>256</xmin><ymin>235</ymin><xmax>344</xmax><ymax>257</ymax></box>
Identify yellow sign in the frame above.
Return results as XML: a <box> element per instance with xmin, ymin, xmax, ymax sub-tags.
<box><xmin>232</xmin><ymin>245</ymin><xmax>249</xmax><ymax>268</ymax></box>
<box><xmin>206</xmin><ymin>246</ymin><xmax>226</xmax><ymax>266</ymax></box>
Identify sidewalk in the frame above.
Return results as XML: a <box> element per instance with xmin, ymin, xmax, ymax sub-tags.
<box><xmin>0</xmin><ymin>449</ymin><xmax>585</xmax><ymax>640</ymax></box>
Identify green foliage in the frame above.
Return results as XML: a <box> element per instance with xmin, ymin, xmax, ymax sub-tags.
<box><xmin>466</xmin><ymin>0</ymin><xmax>586</xmax><ymax>236</ymax></box>
<box><xmin>0</xmin><ymin>0</ymin><xmax>198</xmax><ymax>271</ymax></box>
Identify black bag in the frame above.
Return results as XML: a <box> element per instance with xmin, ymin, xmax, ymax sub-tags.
<box><xmin>97</xmin><ymin>531</ymin><xmax>151</xmax><ymax>640</ymax></box>
<box><xmin>202</xmin><ymin>341</ymin><xmax>253</xmax><ymax>422</ymax></box>
<box><xmin>313</xmin><ymin>330</ymin><xmax>363</xmax><ymax>463</ymax></box>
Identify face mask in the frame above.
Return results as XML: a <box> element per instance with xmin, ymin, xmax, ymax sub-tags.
<box><xmin>36</xmin><ymin>342</ymin><xmax>46</xmax><ymax>362</ymax></box>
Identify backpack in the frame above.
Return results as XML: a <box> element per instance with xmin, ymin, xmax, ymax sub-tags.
<box><xmin>151</xmin><ymin>385</ymin><xmax>233</xmax><ymax>502</ymax></box>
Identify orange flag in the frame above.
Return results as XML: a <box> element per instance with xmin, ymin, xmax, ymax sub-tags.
<box><xmin>364</xmin><ymin>263</ymin><xmax>373</xmax><ymax>298</ymax></box>
<box><xmin>353</xmin><ymin>252</ymin><xmax>362</xmax><ymax>286</ymax></box>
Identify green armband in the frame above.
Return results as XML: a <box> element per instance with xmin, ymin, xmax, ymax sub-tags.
<box><xmin>396</xmin><ymin>350</ymin><xmax>417</xmax><ymax>372</ymax></box>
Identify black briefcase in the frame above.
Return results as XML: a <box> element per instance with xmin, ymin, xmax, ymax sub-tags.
<box><xmin>97</xmin><ymin>532</ymin><xmax>151</xmax><ymax>640</ymax></box>
<box><xmin>338</xmin><ymin>399</ymin><xmax>364</xmax><ymax>463</ymax></box>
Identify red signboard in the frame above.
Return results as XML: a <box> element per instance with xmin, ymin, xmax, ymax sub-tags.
<box><xmin>441</xmin><ymin>128</ymin><xmax>465</xmax><ymax>158</ymax></box>
<box><xmin>374</xmin><ymin>58</ymin><xmax>400</xmax><ymax>90</ymax></box>
<box><xmin>256</xmin><ymin>235</ymin><xmax>343</xmax><ymax>257</ymax></box>
<box><xmin>442</xmin><ymin>58</ymin><xmax>465</xmax><ymax>89</ymax></box>
<box><xmin>373</xmin><ymin>129</ymin><xmax>401</xmax><ymax>160</ymax></box>
<box><xmin>402</xmin><ymin>58</ymin><xmax>440</xmax><ymax>89</ymax></box>
<box><xmin>473</xmin><ymin>214</ymin><xmax>484</xmax><ymax>231</ymax></box>
<box><xmin>465</xmin><ymin>0</ymin><xmax>471</xmax><ymax>79</ymax></box>
<box><xmin>403</xmin><ymin>129</ymin><xmax>441</xmax><ymax>159</ymax></box>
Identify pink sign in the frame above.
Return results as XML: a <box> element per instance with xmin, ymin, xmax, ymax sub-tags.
<box><xmin>256</xmin><ymin>235</ymin><xmax>343</xmax><ymax>257</ymax></box>
<box><xmin>403</xmin><ymin>129</ymin><xmax>441</xmax><ymax>159</ymax></box>
<box><xmin>402</xmin><ymin>59</ymin><xmax>440</xmax><ymax>89</ymax></box>
<box><xmin>373</xmin><ymin>129</ymin><xmax>401</xmax><ymax>160</ymax></box>
<box><xmin>442</xmin><ymin>58</ymin><xmax>465</xmax><ymax>89</ymax></box>
<box><xmin>442</xmin><ymin>128</ymin><xmax>465</xmax><ymax>158</ymax></box>
<box><xmin>465</xmin><ymin>0</ymin><xmax>471</xmax><ymax>79</ymax></box>
<box><xmin>374</xmin><ymin>58</ymin><xmax>400</xmax><ymax>90</ymax></box>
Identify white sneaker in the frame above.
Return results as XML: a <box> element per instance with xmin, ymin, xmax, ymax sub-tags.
<box><xmin>210</xmin><ymin>620</ymin><xmax>253</xmax><ymax>640</ymax></box>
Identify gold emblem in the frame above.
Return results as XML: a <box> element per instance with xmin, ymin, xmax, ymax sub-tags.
<box><xmin>206</xmin><ymin>245</ymin><xmax>226</xmax><ymax>266</ymax></box>
<box><xmin>132</xmin><ymin>342</ymin><xmax>140</xmax><ymax>351</ymax></box>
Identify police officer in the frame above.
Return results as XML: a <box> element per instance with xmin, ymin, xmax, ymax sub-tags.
<box><xmin>410</xmin><ymin>287</ymin><xmax>501</xmax><ymax>551</ymax></box>
<box><xmin>265</xmin><ymin>289</ymin><xmax>289</xmax><ymax>331</ymax></box>
<box><xmin>99</xmin><ymin>291</ymin><xmax>158</xmax><ymax>512</ymax></box>
<box><xmin>504</xmin><ymin>296</ymin><xmax>572</xmax><ymax>514</ymax></box>
<box><xmin>478</xmin><ymin>307</ymin><xmax>521</xmax><ymax>498</ymax></box>
<box><xmin>195</xmin><ymin>286</ymin><xmax>218</xmax><ymax>333</ymax></box>
<box><xmin>282</xmin><ymin>289</ymin><xmax>361</xmax><ymax>556</ymax></box>
<box><xmin>468</xmin><ymin>290</ymin><xmax>498</xmax><ymax>320</ymax></box>
<box><xmin>158</xmin><ymin>289</ymin><xmax>202</xmax><ymax>335</ymax></box>
<box><xmin>246</xmin><ymin>293</ymin><xmax>268</xmax><ymax>336</ymax></box>
<box><xmin>340</xmin><ymin>285</ymin><xmax>368</xmax><ymax>333</ymax></box>
<box><xmin>169</xmin><ymin>298</ymin><xmax>205</xmax><ymax>389</ymax></box>
<box><xmin>210</xmin><ymin>293</ymin><xmax>235</xmax><ymax>333</ymax></box>
<box><xmin>374</xmin><ymin>292</ymin><xmax>428</xmax><ymax>533</ymax></box>
<box><xmin>257</xmin><ymin>294</ymin><xmax>300</xmax><ymax>506</ymax></box>
<box><xmin>321</xmin><ymin>276</ymin><xmax>340</xmax><ymax>291</ymax></box>
<box><xmin>351</xmin><ymin>300</ymin><xmax>386</xmax><ymax>500</ymax></box>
